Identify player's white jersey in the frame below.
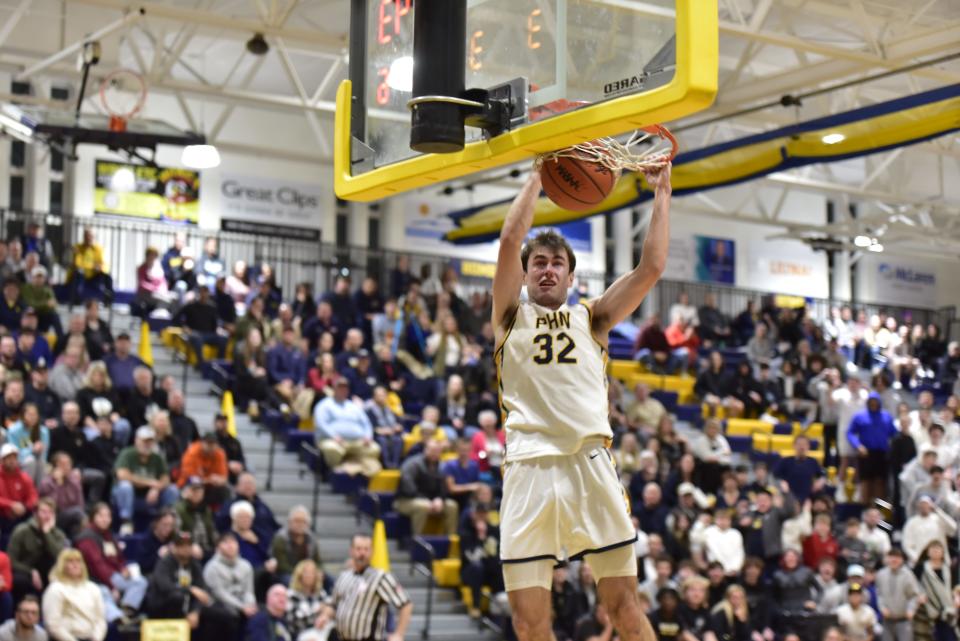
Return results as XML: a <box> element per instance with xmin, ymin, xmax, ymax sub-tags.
<box><xmin>496</xmin><ymin>300</ymin><xmax>611</xmax><ymax>462</ymax></box>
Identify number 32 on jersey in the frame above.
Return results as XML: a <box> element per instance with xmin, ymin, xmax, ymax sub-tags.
<box><xmin>532</xmin><ymin>333</ymin><xmax>578</xmax><ymax>364</ymax></box>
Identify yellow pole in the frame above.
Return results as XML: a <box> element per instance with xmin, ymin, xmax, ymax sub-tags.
<box><xmin>371</xmin><ymin>518</ymin><xmax>390</xmax><ymax>572</ymax></box>
<box><xmin>221</xmin><ymin>390</ymin><xmax>237</xmax><ymax>437</ymax></box>
<box><xmin>138</xmin><ymin>320</ymin><xmax>154</xmax><ymax>368</ymax></box>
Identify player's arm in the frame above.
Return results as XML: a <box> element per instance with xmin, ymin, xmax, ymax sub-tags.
<box><xmin>492</xmin><ymin>172</ymin><xmax>542</xmax><ymax>330</ymax></box>
<box><xmin>589</xmin><ymin>163</ymin><xmax>671</xmax><ymax>336</ymax></box>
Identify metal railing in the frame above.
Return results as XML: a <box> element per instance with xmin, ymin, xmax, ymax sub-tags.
<box><xmin>410</xmin><ymin>536</ymin><xmax>436</xmax><ymax>640</ymax></box>
<box><xmin>3</xmin><ymin>207</ymin><xmax>954</xmax><ymax>340</ymax></box>
<box><xmin>299</xmin><ymin>442</ymin><xmax>323</xmax><ymax>534</ymax></box>
<box><xmin>654</xmin><ymin>278</ymin><xmax>957</xmax><ymax>340</ymax></box>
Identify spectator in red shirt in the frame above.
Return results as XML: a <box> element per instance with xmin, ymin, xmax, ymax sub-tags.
<box><xmin>802</xmin><ymin>513</ymin><xmax>839</xmax><ymax>570</ymax></box>
<box><xmin>634</xmin><ymin>315</ymin><xmax>685</xmax><ymax>375</ymax></box>
<box><xmin>470</xmin><ymin>410</ymin><xmax>505</xmax><ymax>478</ymax></box>
<box><xmin>0</xmin><ymin>443</ymin><xmax>37</xmax><ymax>524</ymax></box>
<box><xmin>74</xmin><ymin>502</ymin><xmax>148</xmax><ymax>618</ymax></box>
<box><xmin>0</xmin><ymin>550</ymin><xmax>12</xmax><ymax>621</ymax></box>
<box><xmin>664</xmin><ymin>316</ymin><xmax>700</xmax><ymax>369</ymax></box>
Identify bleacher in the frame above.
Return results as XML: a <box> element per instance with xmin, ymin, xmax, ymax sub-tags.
<box><xmin>607</xmin><ymin>358</ymin><xmax>827</xmax><ymax>466</ymax></box>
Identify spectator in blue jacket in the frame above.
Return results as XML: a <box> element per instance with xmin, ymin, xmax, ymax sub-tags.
<box><xmin>848</xmin><ymin>392</ymin><xmax>898</xmax><ymax>507</ymax></box>
<box><xmin>103</xmin><ymin>333</ymin><xmax>145</xmax><ymax>394</ymax></box>
<box><xmin>774</xmin><ymin>435</ymin><xmax>824</xmax><ymax>502</ymax></box>
<box><xmin>245</xmin><ymin>584</ymin><xmax>292</xmax><ymax>641</ymax></box>
<box><xmin>216</xmin><ymin>472</ymin><xmax>279</xmax><ymax>544</ymax></box>
<box><xmin>266</xmin><ymin>328</ymin><xmax>307</xmax><ymax>386</ymax></box>
<box><xmin>266</xmin><ymin>326</ymin><xmax>308</xmax><ymax>416</ymax></box>
<box><xmin>314</xmin><ymin>377</ymin><xmax>381</xmax><ymax>477</ymax></box>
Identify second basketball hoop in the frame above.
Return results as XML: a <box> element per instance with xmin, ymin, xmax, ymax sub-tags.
<box><xmin>100</xmin><ymin>68</ymin><xmax>147</xmax><ymax>133</ymax></box>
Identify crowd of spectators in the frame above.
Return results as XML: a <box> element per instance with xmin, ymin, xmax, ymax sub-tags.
<box><xmin>2</xmin><ymin>222</ymin><xmax>959</xmax><ymax>641</ymax></box>
<box><xmin>0</xmin><ymin>228</ymin><xmax>424</xmax><ymax>641</ymax></box>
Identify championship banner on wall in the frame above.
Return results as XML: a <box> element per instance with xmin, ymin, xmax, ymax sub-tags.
<box><xmin>95</xmin><ymin>160</ymin><xmax>200</xmax><ymax>225</ymax></box>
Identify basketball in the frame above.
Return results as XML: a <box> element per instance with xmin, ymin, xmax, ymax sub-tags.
<box><xmin>540</xmin><ymin>154</ymin><xmax>620</xmax><ymax>211</ymax></box>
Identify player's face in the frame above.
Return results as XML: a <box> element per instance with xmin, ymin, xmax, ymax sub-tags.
<box><xmin>525</xmin><ymin>248</ymin><xmax>574</xmax><ymax>308</ymax></box>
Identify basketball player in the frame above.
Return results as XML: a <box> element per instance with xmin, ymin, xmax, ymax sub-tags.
<box><xmin>493</xmin><ymin>161</ymin><xmax>671</xmax><ymax>641</ymax></box>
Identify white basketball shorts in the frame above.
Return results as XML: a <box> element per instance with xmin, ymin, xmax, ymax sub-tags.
<box><xmin>499</xmin><ymin>439</ymin><xmax>637</xmax><ymax>588</ymax></box>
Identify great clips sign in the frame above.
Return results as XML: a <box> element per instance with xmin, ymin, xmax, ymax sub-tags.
<box><xmin>219</xmin><ymin>173</ymin><xmax>324</xmax><ymax>240</ymax></box>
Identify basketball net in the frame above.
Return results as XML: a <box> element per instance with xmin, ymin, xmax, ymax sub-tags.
<box><xmin>529</xmin><ymin>98</ymin><xmax>678</xmax><ymax>174</ymax></box>
<box><xmin>100</xmin><ymin>69</ymin><xmax>147</xmax><ymax>133</ymax></box>
<box><xmin>535</xmin><ymin>125</ymin><xmax>678</xmax><ymax>173</ymax></box>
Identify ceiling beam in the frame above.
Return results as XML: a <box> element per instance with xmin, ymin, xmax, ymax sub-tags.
<box><xmin>65</xmin><ymin>0</ymin><xmax>347</xmax><ymax>50</ymax></box>
<box><xmin>0</xmin><ymin>0</ymin><xmax>35</xmax><ymax>49</ymax></box>
<box><xmin>16</xmin><ymin>9</ymin><xmax>143</xmax><ymax>80</ymax></box>
<box><xmin>714</xmin><ymin>24</ymin><xmax>960</xmax><ymax>109</ymax></box>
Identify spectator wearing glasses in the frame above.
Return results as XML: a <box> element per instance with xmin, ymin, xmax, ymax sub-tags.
<box><xmin>0</xmin><ymin>594</ymin><xmax>47</xmax><ymax>641</ymax></box>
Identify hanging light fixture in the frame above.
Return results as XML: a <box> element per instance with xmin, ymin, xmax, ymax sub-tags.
<box><xmin>180</xmin><ymin>50</ymin><xmax>221</xmax><ymax>170</ymax></box>
<box><xmin>181</xmin><ymin>144</ymin><xmax>221</xmax><ymax>169</ymax></box>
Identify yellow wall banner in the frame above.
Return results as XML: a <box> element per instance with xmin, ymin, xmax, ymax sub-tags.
<box><xmin>94</xmin><ymin>160</ymin><xmax>200</xmax><ymax>225</ymax></box>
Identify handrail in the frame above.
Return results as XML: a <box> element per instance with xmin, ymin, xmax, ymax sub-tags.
<box><xmin>355</xmin><ymin>489</ymin><xmax>381</xmax><ymax>526</ymax></box>
<box><xmin>299</xmin><ymin>442</ymin><xmax>322</xmax><ymax>533</ymax></box>
<box><xmin>265</xmin><ymin>422</ymin><xmax>277</xmax><ymax>491</ymax></box>
<box><xmin>410</xmin><ymin>536</ymin><xmax>436</xmax><ymax>640</ymax></box>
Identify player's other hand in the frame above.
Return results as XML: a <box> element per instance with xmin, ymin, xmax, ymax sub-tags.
<box><xmin>642</xmin><ymin>162</ymin><xmax>672</xmax><ymax>195</ymax></box>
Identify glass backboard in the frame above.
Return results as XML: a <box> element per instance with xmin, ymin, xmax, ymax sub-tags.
<box><xmin>336</xmin><ymin>0</ymin><xmax>717</xmax><ymax>201</ymax></box>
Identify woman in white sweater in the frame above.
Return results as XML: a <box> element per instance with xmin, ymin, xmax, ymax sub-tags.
<box><xmin>41</xmin><ymin>549</ymin><xmax>107</xmax><ymax>641</ymax></box>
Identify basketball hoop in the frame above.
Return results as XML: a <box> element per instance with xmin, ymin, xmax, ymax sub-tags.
<box><xmin>530</xmin><ymin>98</ymin><xmax>678</xmax><ymax>174</ymax></box>
<box><xmin>99</xmin><ymin>69</ymin><xmax>147</xmax><ymax>133</ymax></box>
<box><xmin>535</xmin><ymin>124</ymin><xmax>679</xmax><ymax>174</ymax></box>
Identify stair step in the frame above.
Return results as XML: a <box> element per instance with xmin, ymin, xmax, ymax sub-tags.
<box><xmin>120</xmin><ymin>328</ymin><xmax>494</xmax><ymax>641</ymax></box>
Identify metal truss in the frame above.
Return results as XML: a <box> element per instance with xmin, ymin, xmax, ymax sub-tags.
<box><xmin>0</xmin><ymin>0</ymin><xmax>956</xmax><ymax>253</ymax></box>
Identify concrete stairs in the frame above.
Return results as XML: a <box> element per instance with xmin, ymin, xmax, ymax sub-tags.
<box><xmin>133</xmin><ymin>315</ymin><xmax>502</xmax><ymax>641</ymax></box>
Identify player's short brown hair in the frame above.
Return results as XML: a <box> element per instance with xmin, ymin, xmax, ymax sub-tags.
<box><xmin>520</xmin><ymin>230</ymin><xmax>576</xmax><ymax>273</ymax></box>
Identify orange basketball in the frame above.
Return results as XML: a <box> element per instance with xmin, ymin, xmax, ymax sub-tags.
<box><xmin>540</xmin><ymin>154</ymin><xmax>620</xmax><ymax>211</ymax></box>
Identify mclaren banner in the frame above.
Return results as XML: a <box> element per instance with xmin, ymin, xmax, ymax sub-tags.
<box><xmin>94</xmin><ymin>160</ymin><xmax>200</xmax><ymax>225</ymax></box>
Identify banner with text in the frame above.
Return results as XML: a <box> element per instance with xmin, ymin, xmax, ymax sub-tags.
<box><xmin>874</xmin><ymin>259</ymin><xmax>937</xmax><ymax>308</ymax></box>
<box><xmin>747</xmin><ymin>240</ymin><xmax>829</xmax><ymax>298</ymax></box>
<box><xmin>95</xmin><ymin>160</ymin><xmax>200</xmax><ymax>225</ymax></box>
<box><xmin>219</xmin><ymin>173</ymin><xmax>324</xmax><ymax>241</ymax></box>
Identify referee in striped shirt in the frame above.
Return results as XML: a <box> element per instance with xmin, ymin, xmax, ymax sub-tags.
<box><xmin>318</xmin><ymin>533</ymin><xmax>413</xmax><ymax>641</ymax></box>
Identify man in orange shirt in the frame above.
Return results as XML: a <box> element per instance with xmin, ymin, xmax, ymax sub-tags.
<box><xmin>179</xmin><ymin>433</ymin><xmax>229</xmax><ymax>506</ymax></box>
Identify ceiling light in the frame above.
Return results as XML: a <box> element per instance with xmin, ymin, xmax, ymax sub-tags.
<box><xmin>387</xmin><ymin>56</ymin><xmax>414</xmax><ymax>92</ymax></box>
<box><xmin>0</xmin><ymin>106</ymin><xmax>34</xmax><ymax>143</ymax></box>
<box><xmin>822</xmin><ymin>133</ymin><xmax>846</xmax><ymax>145</ymax></box>
<box><xmin>246</xmin><ymin>33</ymin><xmax>269</xmax><ymax>56</ymax></box>
<box><xmin>108</xmin><ymin>167</ymin><xmax>136</xmax><ymax>192</ymax></box>
<box><xmin>853</xmin><ymin>235</ymin><xmax>871</xmax><ymax>247</ymax></box>
<box><xmin>868</xmin><ymin>243</ymin><xmax>884</xmax><ymax>252</ymax></box>
<box><xmin>181</xmin><ymin>144</ymin><xmax>221</xmax><ymax>169</ymax></box>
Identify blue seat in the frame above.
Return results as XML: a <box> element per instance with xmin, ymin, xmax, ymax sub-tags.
<box><xmin>727</xmin><ymin>436</ymin><xmax>751</xmax><ymax>454</ymax></box>
<box><xmin>608</xmin><ymin>336</ymin><xmax>634</xmax><ymax>360</ymax></box>
<box><xmin>358</xmin><ymin>492</ymin><xmax>395</xmax><ymax>518</ymax></box>
<box><xmin>329</xmin><ymin>472</ymin><xmax>367</xmax><ymax>496</ymax></box>
<box><xmin>285</xmin><ymin>430</ymin><xmax>313</xmax><ymax>453</ymax></box>
<box><xmin>383</xmin><ymin>512</ymin><xmax>411</xmax><ymax>540</ymax></box>
<box><xmin>650</xmin><ymin>390</ymin><xmax>679</xmax><ymax>412</ymax></box>
<box><xmin>675</xmin><ymin>404</ymin><xmax>701</xmax><ymax>423</ymax></box>
<box><xmin>411</xmin><ymin>535</ymin><xmax>450</xmax><ymax>563</ymax></box>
